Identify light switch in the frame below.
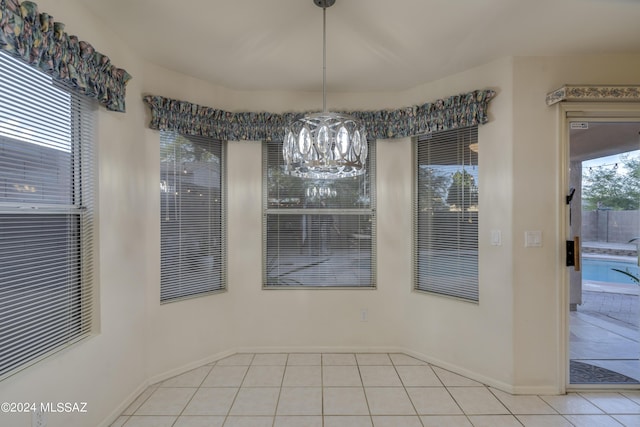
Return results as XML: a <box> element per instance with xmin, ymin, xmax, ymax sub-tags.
<box><xmin>525</xmin><ymin>231</ymin><xmax>542</xmax><ymax>247</ymax></box>
<box><xmin>491</xmin><ymin>230</ymin><xmax>502</xmax><ymax>246</ymax></box>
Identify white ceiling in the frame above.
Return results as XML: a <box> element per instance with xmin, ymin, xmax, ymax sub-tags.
<box><xmin>76</xmin><ymin>0</ymin><xmax>640</xmax><ymax>93</ymax></box>
<box><xmin>76</xmin><ymin>0</ymin><xmax>640</xmax><ymax>161</ymax></box>
<box><xmin>571</xmin><ymin>122</ymin><xmax>640</xmax><ymax>161</ymax></box>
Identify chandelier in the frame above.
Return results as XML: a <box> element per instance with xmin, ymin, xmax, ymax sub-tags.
<box><xmin>282</xmin><ymin>0</ymin><xmax>368</xmax><ymax>179</ymax></box>
<box><xmin>306</xmin><ymin>182</ymin><xmax>337</xmax><ymax>201</ymax></box>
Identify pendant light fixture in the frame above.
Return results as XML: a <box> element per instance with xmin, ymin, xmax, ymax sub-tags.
<box><xmin>282</xmin><ymin>0</ymin><xmax>368</xmax><ymax>179</ymax></box>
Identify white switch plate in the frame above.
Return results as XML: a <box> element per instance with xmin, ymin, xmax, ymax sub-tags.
<box><xmin>490</xmin><ymin>230</ymin><xmax>502</xmax><ymax>246</ymax></box>
<box><xmin>525</xmin><ymin>231</ymin><xmax>542</xmax><ymax>247</ymax></box>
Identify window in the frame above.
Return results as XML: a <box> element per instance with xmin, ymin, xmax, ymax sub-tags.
<box><xmin>263</xmin><ymin>140</ymin><xmax>376</xmax><ymax>288</ymax></box>
<box><xmin>160</xmin><ymin>132</ymin><xmax>226</xmax><ymax>302</ymax></box>
<box><xmin>0</xmin><ymin>52</ymin><xmax>96</xmax><ymax>379</ymax></box>
<box><xmin>414</xmin><ymin>127</ymin><xmax>479</xmax><ymax>301</ymax></box>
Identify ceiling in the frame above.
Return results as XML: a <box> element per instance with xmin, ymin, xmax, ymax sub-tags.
<box><xmin>75</xmin><ymin>0</ymin><xmax>640</xmax><ymax>161</ymax></box>
<box><xmin>76</xmin><ymin>0</ymin><xmax>640</xmax><ymax>93</ymax></box>
<box><xmin>571</xmin><ymin>122</ymin><xmax>640</xmax><ymax>161</ymax></box>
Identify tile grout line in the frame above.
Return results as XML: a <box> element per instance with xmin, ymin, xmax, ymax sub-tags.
<box><xmin>433</xmin><ymin>366</ymin><xmax>470</xmax><ymax>423</ymax></box>
<box><xmin>270</xmin><ymin>353</ymin><xmax>288</xmax><ymax>427</ymax></box>
<box><xmin>389</xmin><ymin>352</ymin><xmax>427</xmax><ymax>427</ymax></box>
<box><xmin>484</xmin><ymin>385</ymin><xmax>527</xmax><ymax>426</ymax></box>
<box><xmin>578</xmin><ymin>390</ymin><xmax>640</xmax><ymax>418</ymax></box>
<box><xmin>222</xmin><ymin>353</ymin><xmax>254</xmax><ymax>426</ymax></box>
<box><xmin>486</xmin><ymin>386</ymin><xmax>571</xmax><ymax>427</ymax></box>
<box><xmin>114</xmin><ymin>352</ymin><xmax>640</xmax><ymax>427</ymax></box>
<box><xmin>320</xmin><ymin>353</ymin><xmax>325</xmax><ymax>427</ymax></box>
<box><xmin>168</xmin><ymin>362</ymin><xmax>215</xmax><ymax>427</ymax></box>
<box><xmin>355</xmin><ymin>353</ymin><xmax>375</xmax><ymax>426</ymax></box>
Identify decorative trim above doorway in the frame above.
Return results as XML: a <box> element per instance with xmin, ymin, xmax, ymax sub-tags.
<box><xmin>546</xmin><ymin>85</ymin><xmax>640</xmax><ymax>106</ymax></box>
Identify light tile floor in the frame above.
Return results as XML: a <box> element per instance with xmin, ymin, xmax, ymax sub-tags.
<box><xmin>111</xmin><ymin>353</ymin><xmax>640</xmax><ymax>427</ymax></box>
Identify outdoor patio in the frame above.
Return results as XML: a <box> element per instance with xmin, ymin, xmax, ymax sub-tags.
<box><xmin>570</xmin><ymin>273</ymin><xmax>640</xmax><ymax>384</ymax></box>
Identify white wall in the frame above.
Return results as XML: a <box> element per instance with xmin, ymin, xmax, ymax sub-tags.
<box><xmin>0</xmin><ymin>1</ymin><xmax>153</xmax><ymax>426</ymax></box>
<box><xmin>510</xmin><ymin>55</ymin><xmax>640</xmax><ymax>391</ymax></box>
<box><xmin>141</xmin><ymin>53</ymin><xmax>640</xmax><ymax>398</ymax></box>
<box><xmin>139</xmin><ymin>56</ymin><xmax>521</xmax><ymax>393</ymax></box>
<box><xmin>2</xmin><ymin>1</ymin><xmax>640</xmax><ymax>426</ymax></box>
<box><xmin>390</xmin><ymin>57</ymin><xmax>518</xmax><ymax>390</ymax></box>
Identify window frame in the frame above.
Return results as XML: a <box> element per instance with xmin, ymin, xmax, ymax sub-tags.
<box><xmin>159</xmin><ymin>131</ymin><xmax>227</xmax><ymax>303</ymax></box>
<box><xmin>413</xmin><ymin>126</ymin><xmax>479</xmax><ymax>302</ymax></box>
<box><xmin>262</xmin><ymin>140</ymin><xmax>377</xmax><ymax>290</ymax></box>
<box><xmin>0</xmin><ymin>51</ymin><xmax>97</xmax><ymax>380</ymax></box>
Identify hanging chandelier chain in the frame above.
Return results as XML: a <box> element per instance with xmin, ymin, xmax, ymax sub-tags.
<box><xmin>282</xmin><ymin>0</ymin><xmax>367</xmax><ymax>179</ymax></box>
<box><xmin>316</xmin><ymin>0</ymin><xmax>333</xmax><ymax>113</ymax></box>
<box><xmin>322</xmin><ymin>6</ymin><xmax>327</xmax><ymax>113</ymax></box>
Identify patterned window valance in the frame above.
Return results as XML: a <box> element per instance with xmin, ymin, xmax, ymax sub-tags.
<box><xmin>546</xmin><ymin>85</ymin><xmax>640</xmax><ymax>106</ymax></box>
<box><xmin>143</xmin><ymin>89</ymin><xmax>495</xmax><ymax>142</ymax></box>
<box><xmin>0</xmin><ymin>0</ymin><xmax>131</xmax><ymax>112</ymax></box>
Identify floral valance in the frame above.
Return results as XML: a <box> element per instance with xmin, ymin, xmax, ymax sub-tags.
<box><xmin>143</xmin><ymin>89</ymin><xmax>495</xmax><ymax>141</ymax></box>
<box><xmin>0</xmin><ymin>0</ymin><xmax>131</xmax><ymax>112</ymax></box>
<box><xmin>546</xmin><ymin>85</ymin><xmax>640</xmax><ymax>105</ymax></box>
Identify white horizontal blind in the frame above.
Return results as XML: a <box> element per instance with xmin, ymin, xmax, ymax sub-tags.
<box><xmin>0</xmin><ymin>52</ymin><xmax>96</xmax><ymax>379</ymax></box>
<box><xmin>263</xmin><ymin>141</ymin><xmax>376</xmax><ymax>288</ymax></box>
<box><xmin>415</xmin><ymin>127</ymin><xmax>479</xmax><ymax>301</ymax></box>
<box><xmin>160</xmin><ymin>132</ymin><xmax>226</xmax><ymax>302</ymax></box>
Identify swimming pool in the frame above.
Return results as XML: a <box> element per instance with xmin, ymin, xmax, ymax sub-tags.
<box><xmin>582</xmin><ymin>257</ymin><xmax>639</xmax><ymax>285</ymax></box>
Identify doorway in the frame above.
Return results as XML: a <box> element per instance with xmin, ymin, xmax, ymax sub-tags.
<box><xmin>567</xmin><ymin>119</ymin><xmax>640</xmax><ymax>386</ymax></box>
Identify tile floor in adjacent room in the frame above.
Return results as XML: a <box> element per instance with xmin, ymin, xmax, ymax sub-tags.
<box><xmin>110</xmin><ymin>353</ymin><xmax>640</xmax><ymax>427</ymax></box>
<box><xmin>570</xmin><ymin>281</ymin><xmax>640</xmax><ymax>384</ymax></box>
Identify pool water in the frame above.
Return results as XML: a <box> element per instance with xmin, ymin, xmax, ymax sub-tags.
<box><xmin>582</xmin><ymin>257</ymin><xmax>639</xmax><ymax>285</ymax></box>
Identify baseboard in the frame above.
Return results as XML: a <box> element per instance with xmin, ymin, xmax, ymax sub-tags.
<box><xmin>97</xmin><ymin>381</ymin><xmax>150</xmax><ymax>427</ymax></box>
<box><xmin>234</xmin><ymin>345</ymin><xmax>403</xmax><ymax>354</ymax></box>
<box><xmin>145</xmin><ymin>348</ymin><xmax>236</xmax><ymax>386</ymax></box>
<box><xmin>397</xmin><ymin>347</ymin><xmax>516</xmax><ymax>394</ymax></box>
<box><xmin>511</xmin><ymin>384</ymin><xmax>564</xmax><ymax>395</ymax></box>
<box><xmin>399</xmin><ymin>347</ymin><xmax>563</xmax><ymax>395</ymax></box>
<box><xmin>98</xmin><ymin>348</ymin><xmax>235</xmax><ymax>427</ymax></box>
<box><xmin>237</xmin><ymin>345</ymin><xmax>556</xmax><ymax>395</ymax></box>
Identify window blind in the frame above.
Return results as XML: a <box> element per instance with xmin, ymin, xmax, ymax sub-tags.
<box><xmin>415</xmin><ymin>127</ymin><xmax>479</xmax><ymax>301</ymax></box>
<box><xmin>263</xmin><ymin>141</ymin><xmax>376</xmax><ymax>288</ymax></box>
<box><xmin>160</xmin><ymin>132</ymin><xmax>226</xmax><ymax>302</ymax></box>
<box><xmin>0</xmin><ymin>52</ymin><xmax>96</xmax><ymax>379</ymax></box>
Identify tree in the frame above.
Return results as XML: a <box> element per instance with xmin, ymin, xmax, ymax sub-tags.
<box><xmin>417</xmin><ymin>166</ymin><xmax>450</xmax><ymax>212</ymax></box>
<box><xmin>622</xmin><ymin>155</ymin><xmax>640</xmax><ymax>207</ymax></box>
<box><xmin>446</xmin><ymin>170</ymin><xmax>478</xmax><ymax>210</ymax></box>
<box><xmin>583</xmin><ymin>154</ymin><xmax>640</xmax><ymax>211</ymax></box>
<box><xmin>160</xmin><ymin>134</ymin><xmax>218</xmax><ymax>163</ymax></box>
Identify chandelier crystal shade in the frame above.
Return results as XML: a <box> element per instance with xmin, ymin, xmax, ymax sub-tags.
<box><xmin>282</xmin><ymin>0</ymin><xmax>367</xmax><ymax>179</ymax></box>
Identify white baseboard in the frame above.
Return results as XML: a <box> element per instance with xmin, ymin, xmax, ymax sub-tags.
<box><xmin>97</xmin><ymin>381</ymin><xmax>149</xmax><ymax>427</ymax></box>
<box><xmin>234</xmin><ymin>345</ymin><xmax>402</xmax><ymax>354</ymax></box>
<box><xmin>98</xmin><ymin>349</ymin><xmax>235</xmax><ymax>427</ymax></box>
<box><xmin>146</xmin><ymin>349</ymin><xmax>236</xmax><ymax>386</ymax></box>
